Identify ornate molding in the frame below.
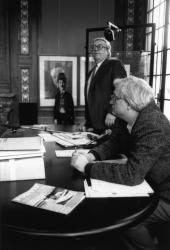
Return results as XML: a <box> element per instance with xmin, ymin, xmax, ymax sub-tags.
<box><xmin>20</xmin><ymin>0</ymin><xmax>29</xmax><ymax>55</ymax></box>
<box><xmin>21</xmin><ymin>68</ymin><xmax>30</xmax><ymax>102</ymax></box>
<box><xmin>126</xmin><ymin>0</ymin><xmax>134</xmax><ymax>52</ymax></box>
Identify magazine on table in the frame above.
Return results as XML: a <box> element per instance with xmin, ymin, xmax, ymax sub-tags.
<box><xmin>12</xmin><ymin>183</ymin><xmax>85</xmax><ymax>215</ymax></box>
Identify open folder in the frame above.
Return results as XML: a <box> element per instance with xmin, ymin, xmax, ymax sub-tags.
<box><xmin>84</xmin><ymin>179</ymin><xmax>154</xmax><ymax>197</ymax></box>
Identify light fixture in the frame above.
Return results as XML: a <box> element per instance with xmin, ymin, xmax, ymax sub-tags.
<box><xmin>104</xmin><ymin>21</ymin><xmax>121</xmax><ymax>42</ymax></box>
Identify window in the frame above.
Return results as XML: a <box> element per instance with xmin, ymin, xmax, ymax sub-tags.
<box><xmin>146</xmin><ymin>0</ymin><xmax>170</xmax><ymax>119</ymax></box>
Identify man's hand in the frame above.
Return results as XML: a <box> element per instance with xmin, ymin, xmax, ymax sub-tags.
<box><xmin>70</xmin><ymin>153</ymin><xmax>90</xmax><ymax>173</ymax></box>
<box><xmin>105</xmin><ymin>113</ymin><xmax>116</xmax><ymax>127</ymax></box>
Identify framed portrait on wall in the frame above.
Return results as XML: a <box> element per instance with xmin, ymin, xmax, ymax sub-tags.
<box><xmin>39</xmin><ymin>56</ymin><xmax>77</xmax><ymax>106</ymax></box>
<box><xmin>80</xmin><ymin>56</ymin><xmax>94</xmax><ymax>106</ymax></box>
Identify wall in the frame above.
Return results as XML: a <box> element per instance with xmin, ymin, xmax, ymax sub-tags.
<box><xmin>0</xmin><ymin>0</ymin><xmax>147</xmax><ymax>125</ymax></box>
<box><xmin>38</xmin><ymin>0</ymin><xmax>116</xmax><ymax>123</ymax></box>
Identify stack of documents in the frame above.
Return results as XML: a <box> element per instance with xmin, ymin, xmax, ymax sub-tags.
<box><xmin>0</xmin><ymin>136</ymin><xmax>46</xmax><ymax>181</ymax></box>
<box><xmin>39</xmin><ymin>132</ymin><xmax>99</xmax><ymax>147</ymax></box>
<box><xmin>84</xmin><ymin>179</ymin><xmax>154</xmax><ymax>197</ymax></box>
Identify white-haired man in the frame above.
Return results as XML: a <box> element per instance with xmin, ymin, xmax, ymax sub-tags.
<box><xmin>83</xmin><ymin>37</ymin><xmax>126</xmax><ymax>134</ymax></box>
<box><xmin>71</xmin><ymin>76</ymin><xmax>170</xmax><ymax>249</ymax></box>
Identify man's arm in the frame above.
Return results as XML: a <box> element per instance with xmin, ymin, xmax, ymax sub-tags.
<box><xmin>85</xmin><ymin>122</ymin><xmax>166</xmax><ymax>186</ymax></box>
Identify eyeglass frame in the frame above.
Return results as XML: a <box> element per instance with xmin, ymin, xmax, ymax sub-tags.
<box><xmin>90</xmin><ymin>44</ymin><xmax>108</xmax><ymax>52</ymax></box>
<box><xmin>111</xmin><ymin>92</ymin><xmax>123</xmax><ymax>103</ymax></box>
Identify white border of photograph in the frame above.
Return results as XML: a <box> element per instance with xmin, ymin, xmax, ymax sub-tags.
<box><xmin>39</xmin><ymin>56</ymin><xmax>77</xmax><ymax>106</ymax></box>
<box><xmin>80</xmin><ymin>56</ymin><xmax>94</xmax><ymax>105</ymax></box>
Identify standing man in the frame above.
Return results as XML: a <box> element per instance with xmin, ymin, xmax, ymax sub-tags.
<box><xmin>83</xmin><ymin>37</ymin><xmax>126</xmax><ymax>134</ymax></box>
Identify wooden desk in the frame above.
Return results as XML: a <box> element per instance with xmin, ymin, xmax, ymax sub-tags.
<box><xmin>0</xmin><ymin>125</ymin><xmax>158</xmax><ymax>250</ymax></box>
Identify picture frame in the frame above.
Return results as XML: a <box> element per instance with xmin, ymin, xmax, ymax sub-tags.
<box><xmin>80</xmin><ymin>56</ymin><xmax>94</xmax><ymax>105</ymax></box>
<box><xmin>39</xmin><ymin>56</ymin><xmax>77</xmax><ymax>106</ymax></box>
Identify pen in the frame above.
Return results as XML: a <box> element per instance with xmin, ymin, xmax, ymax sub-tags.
<box><xmin>86</xmin><ymin>178</ymin><xmax>91</xmax><ymax>187</ymax></box>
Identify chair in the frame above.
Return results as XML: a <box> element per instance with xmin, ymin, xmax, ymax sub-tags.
<box><xmin>19</xmin><ymin>103</ymin><xmax>38</xmax><ymax>125</ymax></box>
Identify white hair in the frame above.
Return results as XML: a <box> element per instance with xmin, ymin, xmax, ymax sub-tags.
<box><xmin>114</xmin><ymin>76</ymin><xmax>154</xmax><ymax>111</ymax></box>
<box><xmin>93</xmin><ymin>37</ymin><xmax>111</xmax><ymax>58</ymax></box>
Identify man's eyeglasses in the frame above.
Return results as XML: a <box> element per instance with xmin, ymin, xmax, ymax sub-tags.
<box><xmin>90</xmin><ymin>44</ymin><xmax>107</xmax><ymax>51</ymax></box>
<box><xmin>111</xmin><ymin>93</ymin><xmax>122</xmax><ymax>102</ymax></box>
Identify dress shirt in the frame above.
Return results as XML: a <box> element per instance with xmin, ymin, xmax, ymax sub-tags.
<box><xmin>86</xmin><ymin>61</ymin><xmax>103</xmax><ymax>96</ymax></box>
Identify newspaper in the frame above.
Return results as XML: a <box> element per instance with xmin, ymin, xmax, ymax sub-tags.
<box><xmin>12</xmin><ymin>183</ymin><xmax>85</xmax><ymax>215</ymax></box>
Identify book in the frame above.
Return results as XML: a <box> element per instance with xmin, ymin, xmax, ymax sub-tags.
<box><xmin>0</xmin><ymin>136</ymin><xmax>42</xmax><ymax>151</ymax></box>
<box><xmin>12</xmin><ymin>183</ymin><xmax>85</xmax><ymax>215</ymax></box>
<box><xmin>0</xmin><ymin>137</ymin><xmax>46</xmax><ymax>181</ymax></box>
<box><xmin>0</xmin><ymin>140</ymin><xmax>45</xmax><ymax>160</ymax></box>
<box><xmin>84</xmin><ymin>179</ymin><xmax>154</xmax><ymax>198</ymax></box>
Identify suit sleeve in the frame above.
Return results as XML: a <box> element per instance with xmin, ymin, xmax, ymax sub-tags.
<box><xmin>85</xmin><ymin>117</ymin><xmax>166</xmax><ymax>186</ymax></box>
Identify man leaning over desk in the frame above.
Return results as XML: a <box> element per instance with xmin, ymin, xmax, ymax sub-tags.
<box><xmin>71</xmin><ymin>76</ymin><xmax>170</xmax><ymax>250</ymax></box>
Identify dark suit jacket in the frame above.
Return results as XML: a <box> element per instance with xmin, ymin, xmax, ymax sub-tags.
<box><xmin>84</xmin><ymin>58</ymin><xmax>126</xmax><ymax>133</ymax></box>
<box><xmin>86</xmin><ymin>102</ymin><xmax>170</xmax><ymax>203</ymax></box>
<box><xmin>53</xmin><ymin>91</ymin><xmax>74</xmax><ymax>124</ymax></box>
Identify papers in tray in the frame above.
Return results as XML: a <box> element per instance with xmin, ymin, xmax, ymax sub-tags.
<box><xmin>84</xmin><ymin>179</ymin><xmax>154</xmax><ymax>198</ymax></box>
<box><xmin>12</xmin><ymin>183</ymin><xmax>85</xmax><ymax>215</ymax></box>
<box><xmin>55</xmin><ymin>149</ymin><xmax>89</xmax><ymax>157</ymax></box>
<box><xmin>39</xmin><ymin>132</ymin><xmax>99</xmax><ymax>147</ymax></box>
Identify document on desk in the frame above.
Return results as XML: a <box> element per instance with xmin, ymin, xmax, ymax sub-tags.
<box><xmin>55</xmin><ymin>149</ymin><xmax>89</xmax><ymax>157</ymax></box>
<box><xmin>39</xmin><ymin>132</ymin><xmax>99</xmax><ymax>146</ymax></box>
<box><xmin>12</xmin><ymin>183</ymin><xmax>85</xmax><ymax>215</ymax></box>
<box><xmin>84</xmin><ymin>179</ymin><xmax>154</xmax><ymax>198</ymax></box>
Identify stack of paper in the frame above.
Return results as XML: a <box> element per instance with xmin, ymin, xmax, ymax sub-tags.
<box><xmin>84</xmin><ymin>179</ymin><xmax>154</xmax><ymax>197</ymax></box>
<box><xmin>0</xmin><ymin>136</ymin><xmax>46</xmax><ymax>181</ymax></box>
<box><xmin>55</xmin><ymin>149</ymin><xmax>89</xmax><ymax>157</ymax></box>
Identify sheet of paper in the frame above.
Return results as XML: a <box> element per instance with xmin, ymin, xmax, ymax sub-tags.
<box><xmin>55</xmin><ymin>149</ymin><xmax>89</xmax><ymax>157</ymax></box>
<box><xmin>84</xmin><ymin>179</ymin><xmax>154</xmax><ymax>198</ymax></box>
<box><xmin>52</xmin><ymin>133</ymin><xmax>91</xmax><ymax>147</ymax></box>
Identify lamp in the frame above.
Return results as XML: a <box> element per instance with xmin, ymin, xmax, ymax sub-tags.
<box><xmin>104</xmin><ymin>21</ymin><xmax>121</xmax><ymax>42</ymax></box>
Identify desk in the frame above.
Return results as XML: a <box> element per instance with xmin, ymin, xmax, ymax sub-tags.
<box><xmin>0</xmin><ymin>125</ymin><xmax>158</xmax><ymax>250</ymax></box>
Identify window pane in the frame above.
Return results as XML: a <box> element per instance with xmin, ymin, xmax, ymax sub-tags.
<box><xmin>148</xmin><ymin>0</ymin><xmax>153</xmax><ymax>10</ymax></box>
<box><xmin>157</xmin><ymin>28</ymin><xmax>164</xmax><ymax>51</ymax></box>
<box><xmin>163</xmin><ymin>100</ymin><xmax>170</xmax><ymax>120</ymax></box>
<box><xmin>154</xmin><ymin>0</ymin><xmax>161</xmax><ymax>7</ymax></box>
<box><xmin>153</xmin><ymin>7</ymin><xmax>160</xmax><ymax>24</ymax></box>
<box><xmin>159</xmin><ymin>2</ymin><xmax>166</xmax><ymax>27</ymax></box>
<box><xmin>146</xmin><ymin>33</ymin><xmax>151</xmax><ymax>51</ymax></box>
<box><xmin>153</xmin><ymin>75</ymin><xmax>161</xmax><ymax>97</ymax></box>
<box><xmin>167</xmin><ymin>24</ymin><xmax>170</xmax><ymax>47</ymax></box>
<box><xmin>165</xmin><ymin>75</ymin><xmax>170</xmax><ymax>99</ymax></box>
<box><xmin>154</xmin><ymin>52</ymin><xmax>163</xmax><ymax>75</ymax></box>
<box><xmin>166</xmin><ymin>50</ymin><xmax>170</xmax><ymax>74</ymax></box>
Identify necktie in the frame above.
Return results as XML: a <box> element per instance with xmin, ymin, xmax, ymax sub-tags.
<box><xmin>90</xmin><ymin>65</ymin><xmax>97</xmax><ymax>81</ymax></box>
<box><xmin>87</xmin><ymin>66</ymin><xmax>97</xmax><ymax>96</ymax></box>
